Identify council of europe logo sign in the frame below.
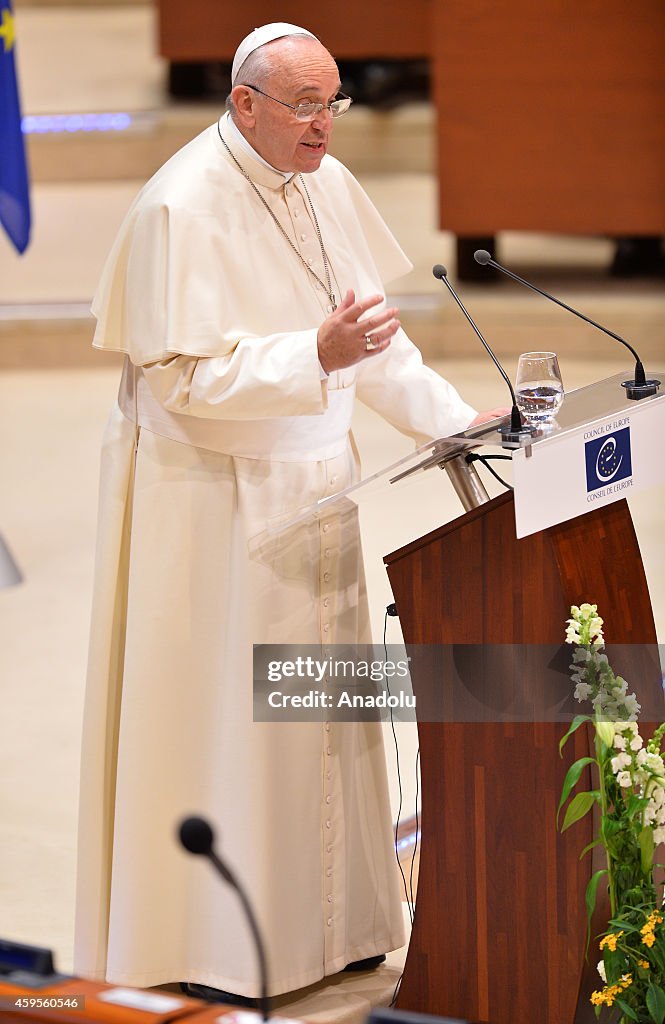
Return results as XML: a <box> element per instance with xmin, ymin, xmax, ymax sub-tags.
<box><xmin>585</xmin><ymin>427</ymin><xmax>633</xmax><ymax>492</ymax></box>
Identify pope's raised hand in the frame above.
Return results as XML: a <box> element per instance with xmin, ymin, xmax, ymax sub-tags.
<box><xmin>317</xmin><ymin>290</ymin><xmax>400</xmax><ymax>374</ymax></box>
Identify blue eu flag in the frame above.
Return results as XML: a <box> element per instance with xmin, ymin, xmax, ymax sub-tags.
<box><xmin>0</xmin><ymin>0</ymin><xmax>30</xmax><ymax>253</ymax></box>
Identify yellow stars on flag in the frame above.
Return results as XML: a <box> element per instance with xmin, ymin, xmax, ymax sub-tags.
<box><xmin>0</xmin><ymin>7</ymin><xmax>15</xmax><ymax>53</ymax></box>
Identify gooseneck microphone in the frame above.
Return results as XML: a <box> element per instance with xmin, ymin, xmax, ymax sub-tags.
<box><xmin>473</xmin><ymin>250</ymin><xmax>661</xmax><ymax>400</ymax></box>
<box><xmin>178</xmin><ymin>816</ymin><xmax>270</xmax><ymax>1021</ymax></box>
<box><xmin>432</xmin><ymin>264</ymin><xmax>534</xmax><ymax>445</ymax></box>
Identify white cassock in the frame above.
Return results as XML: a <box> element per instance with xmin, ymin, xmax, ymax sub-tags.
<box><xmin>74</xmin><ymin>113</ymin><xmax>476</xmax><ymax>997</ymax></box>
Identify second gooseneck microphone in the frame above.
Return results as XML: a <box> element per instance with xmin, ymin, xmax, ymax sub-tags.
<box><xmin>473</xmin><ymin>249</ymin><xmax>660</xmax><ymax>400</ymax></box>
<box><xmin>432</xmin><ymin>264</ymin><xmax>532</xmax><ymax>445</ymax></box>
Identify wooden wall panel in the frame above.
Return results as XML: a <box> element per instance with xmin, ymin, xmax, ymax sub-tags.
<box><xmin>432</xmin><ymin>0</ymin><xmax>665</xmax><ymax>234</ymax></box>
<box><xmin>157</xmin><ymin>1</ymin><xmax>429</xmax><ymax>62</ymax></box>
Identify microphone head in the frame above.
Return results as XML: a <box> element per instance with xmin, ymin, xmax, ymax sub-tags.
<box><xmin>432</xmin><ymin>264</ymin><xmax>448</xmax><ymax>280</ymax></box>
<box><xmin>473</xmin><ymin>249</ymin><xmax>492</xmax><ymax>266</ymax></box>
<box><xmin>179</xmin><ymin>816</ymin><xmax>215</xmax><ymax>855</ymax></box>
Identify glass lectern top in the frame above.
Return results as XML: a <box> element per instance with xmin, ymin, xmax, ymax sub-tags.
<box><xmin>268</xmin><ymin>368</ymin><xmax>664</xmax><ymax>535</ymax></box>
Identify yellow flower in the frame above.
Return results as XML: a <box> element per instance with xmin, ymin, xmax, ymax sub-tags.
<box><xmin>640</xmin><ymin>913</ymin><xmax>661</xmax><ymax>948</ymax></box>
<box><xmin>599</xmin><ymin>931</ymin><xmax>623</xmax><ymax>951</ymax></box>
<box><xmin>638</xmin><ymin>959</ymin><xmax>650</xmax><ymax>970</ymax></box>
<box><xmin>590</xmin><ymin>982</ymin><xmax>627</xmax><ymax>1008</ymax></box>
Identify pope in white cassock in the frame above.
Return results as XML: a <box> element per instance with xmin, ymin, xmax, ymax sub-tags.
<box><xmin>74</xmin><ymin>22</ymin><xmax>501</xmax><ymax>1002</ymax></box>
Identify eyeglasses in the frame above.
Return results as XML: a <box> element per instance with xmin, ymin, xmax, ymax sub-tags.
<box><xmin>242</xmin><ymin>84</ymin><xmax>353</xmax><ymax>121</ymax></box>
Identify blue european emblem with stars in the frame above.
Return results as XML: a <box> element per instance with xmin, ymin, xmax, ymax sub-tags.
<box><xmin>585</xmin><ymin>427</ymin><xmax>632</xmax><ymax>492</ymax></box>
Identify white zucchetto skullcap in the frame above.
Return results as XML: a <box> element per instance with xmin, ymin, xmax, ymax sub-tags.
<box><xmin>232</xmin><ymin>23</ymin><xmax>319</xmax><ymax>85</ymax></box>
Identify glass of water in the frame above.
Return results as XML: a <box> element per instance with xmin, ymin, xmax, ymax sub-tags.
<box><xmin>516</xmin><ymin>351</ymin><xmax>564</xmax><ymax>422</ymax></box>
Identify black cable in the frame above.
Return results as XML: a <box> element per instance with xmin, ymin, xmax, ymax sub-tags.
<box><xmin>390</xmin><ymin>973</ymin><xmax>402</xmax><ymax>1007</ymax></box>
<box><xmin>384</xmin><ymin>608</ymin><xmax>414</xmax><ymax>925</ymax></box>
<box><xmin>383</xmin><ymin>605</ymin><xmax>423</xmax><ymax>1007</ymax></box>
<box><xmin>408</xmin><ymin>748</ymin><xmax>420</xmax><ymax>912</ymax></box>
<box><xmin>466</xmin><ymin>452</ymin><xmax>513</xmax><ymax>491</ymax></box>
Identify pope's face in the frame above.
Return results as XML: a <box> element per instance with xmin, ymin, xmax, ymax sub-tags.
<box><xmin>235</xmin><ymin>39</ymin><xmax>341</xmax><ymax>174</ymax></box>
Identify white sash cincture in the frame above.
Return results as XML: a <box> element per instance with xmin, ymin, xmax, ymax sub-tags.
<box><xmin>118</xmin><ymin>358</ymin><xmax>354</xmax><ymax>463</ymax></box>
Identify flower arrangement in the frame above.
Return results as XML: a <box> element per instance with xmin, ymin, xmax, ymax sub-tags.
<box><xmin>559</xmin><ymin>603</ymin><xmax>665</xmax><ymax>1022</ymax></box>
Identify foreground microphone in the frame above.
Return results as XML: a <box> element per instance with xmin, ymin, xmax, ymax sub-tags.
<box><xmin>474</xmin><ymin>250</ymin><xmax>661</xmax><ymax>400</ymax></box>
<box><xmin>178</xmin><ymin>816</ymin><xmax>270</xmax><ymax>1021</ymax></box>
<box><xmin>432</xmin><ymin>264</ymin><xmax>534</xmax><ymax>445</ymax></box>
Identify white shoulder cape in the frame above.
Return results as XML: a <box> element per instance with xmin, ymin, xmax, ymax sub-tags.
<box><xmin>91</xmin><ymin>117</ymin><xmax>412</xmax><ymax>365</ymax></box>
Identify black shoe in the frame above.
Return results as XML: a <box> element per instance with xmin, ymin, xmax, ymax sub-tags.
<box><xmin>179</xmin><ymin>982</ymin><xmax>259</xmax><ymax>1008</ymax></box>
<box><xmin>342</xmin><ymin>954</ymin><xmax>386</xmax><ymax>972</ymax></box>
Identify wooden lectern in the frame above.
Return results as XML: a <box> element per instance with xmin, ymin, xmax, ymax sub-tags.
<box><xmin>380</xmin><ymin>373</ymin><xmax>664</xmax><ymax>1023</ymax></box>
<box><xmin>385</xmin><ymin>493</ymin><xmax>659</xmax><ymax>1023</ymax></box>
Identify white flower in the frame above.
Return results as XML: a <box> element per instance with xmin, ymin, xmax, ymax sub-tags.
<box><xmin>623</xmin><ymin>694</ymin><xmax>641</xmax><ymax>716</ymax></box>
<box><xmin>651</xmin><ymin>785</ymin><xmax>665</xmax><ymax>806</ymax></box>
<box><xmin>653</xmin><ymin>827</ymin><xmax>665</xmax><ymax>846</ymax></box>
<box><xmin>646</xmin><ymin>753</ymin><xmax>665</xmax><ymax>776</ymax></box>
<box><xmin>616</xmin><ymin>721</ymin><xmax>638</xmax><ymax>735</ymax></box>
<box><xmin>565</xmin><ymin>623</ymin><xmax>581</xmax><ymax>645</ymax></box>
<box><xmin>636</xmin><ymin>749</ymin><xmax>648</xmax><ymax>766</ymax></box>
<box><xmin>611</xmin><ymin>753</ymin><xmax>631</xmax><ymax>773</ymax></box>
<box><xmin>630</xmin><ymin>735</ymin><xmax>644</xmax><ymax>752</ymax></box>
<box><xmin>617</xmin><ymin>771</ymin><xmax>633</xmax><ymax>788</ymax></box>
<box><xmin>613</xmin><ymin>734</ymin><xmax>627</xmax><ymax>751</ymax></box>
<box><xmin>572</xmin><ymin>648</ymin><xmax>591</xmax><ymax>664</ymax></box>
<box><xmin>597</xmin><ymin>959</ymin><xmax>607</xmax><ymax>982</ymax></box>
<box><xmin>574</xmin><ymin>682</ymin><xmax>593</xmax><ymax>701</ymax></box>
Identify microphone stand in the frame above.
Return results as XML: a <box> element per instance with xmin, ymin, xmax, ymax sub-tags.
<box><xmin>432</xmin><ymin>264</ymin><xmax>536</xmax><ymax>447</ymax></box>
<box><xmin>473</xmin><ymin>249</ymin><xmax>661</xmax><ymax>400</ymax></box>
<box><xmin>178</xmin><ymin>816</ymin><xmax>270</xmax><ymax>1021</ymax></box>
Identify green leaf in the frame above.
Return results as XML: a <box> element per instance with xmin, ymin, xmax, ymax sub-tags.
<box><xmin>595</xmin><ymin>719</ymin><xmax>615</xmax><ymax>748</ymax></box>
<box><xmin>640</xmin><ymin>827</ymin><xmax>655</xmax><ymax>875</ymax></box>
<box><xmin>602</xmin><ymin>817</ymin><xmax>624</xmax><ymax>841</ymax></box>
<box><xmin>647</xmin><ymin>983</ymin><xmax>665</xmax><ymax>1024</ymax></box>
<box><xmin>561</xmin><ymin>791</ymin><xmax>597</xmax><ymax>832</ymax></box>
<box><xmin>579</xmin><ymin>838</ymin><xmax>603</xmax><ymax>861</ymax></box>
<box><xmin>584</xmin><ymin>869</ymin><xmax>607</xmax><ymax>951</ymax></box>
<box><xmin>615</xmin><ymin>998</ymin><xmax>638</xmax><ymax>1021</ymax></box>
<box><xmin>607</xmin><ymin>917</ymin><xmax>641</xmax><ymax>934</ymax></box>
<box><xmin>559</xmin><ymin>714</ymin><xmax>591</xmax><ymax>756</ymax></box>
<box><xmin>557</xmin><ymin>757</ymin><xmax>596</xmax><ymax>823</ymax></box>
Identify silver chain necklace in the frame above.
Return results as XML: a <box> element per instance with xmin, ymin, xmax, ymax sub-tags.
<box><xmin>218</xmin><ymin>125</ymin><xmax>337</xmax><ymax>311</ymax></box>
